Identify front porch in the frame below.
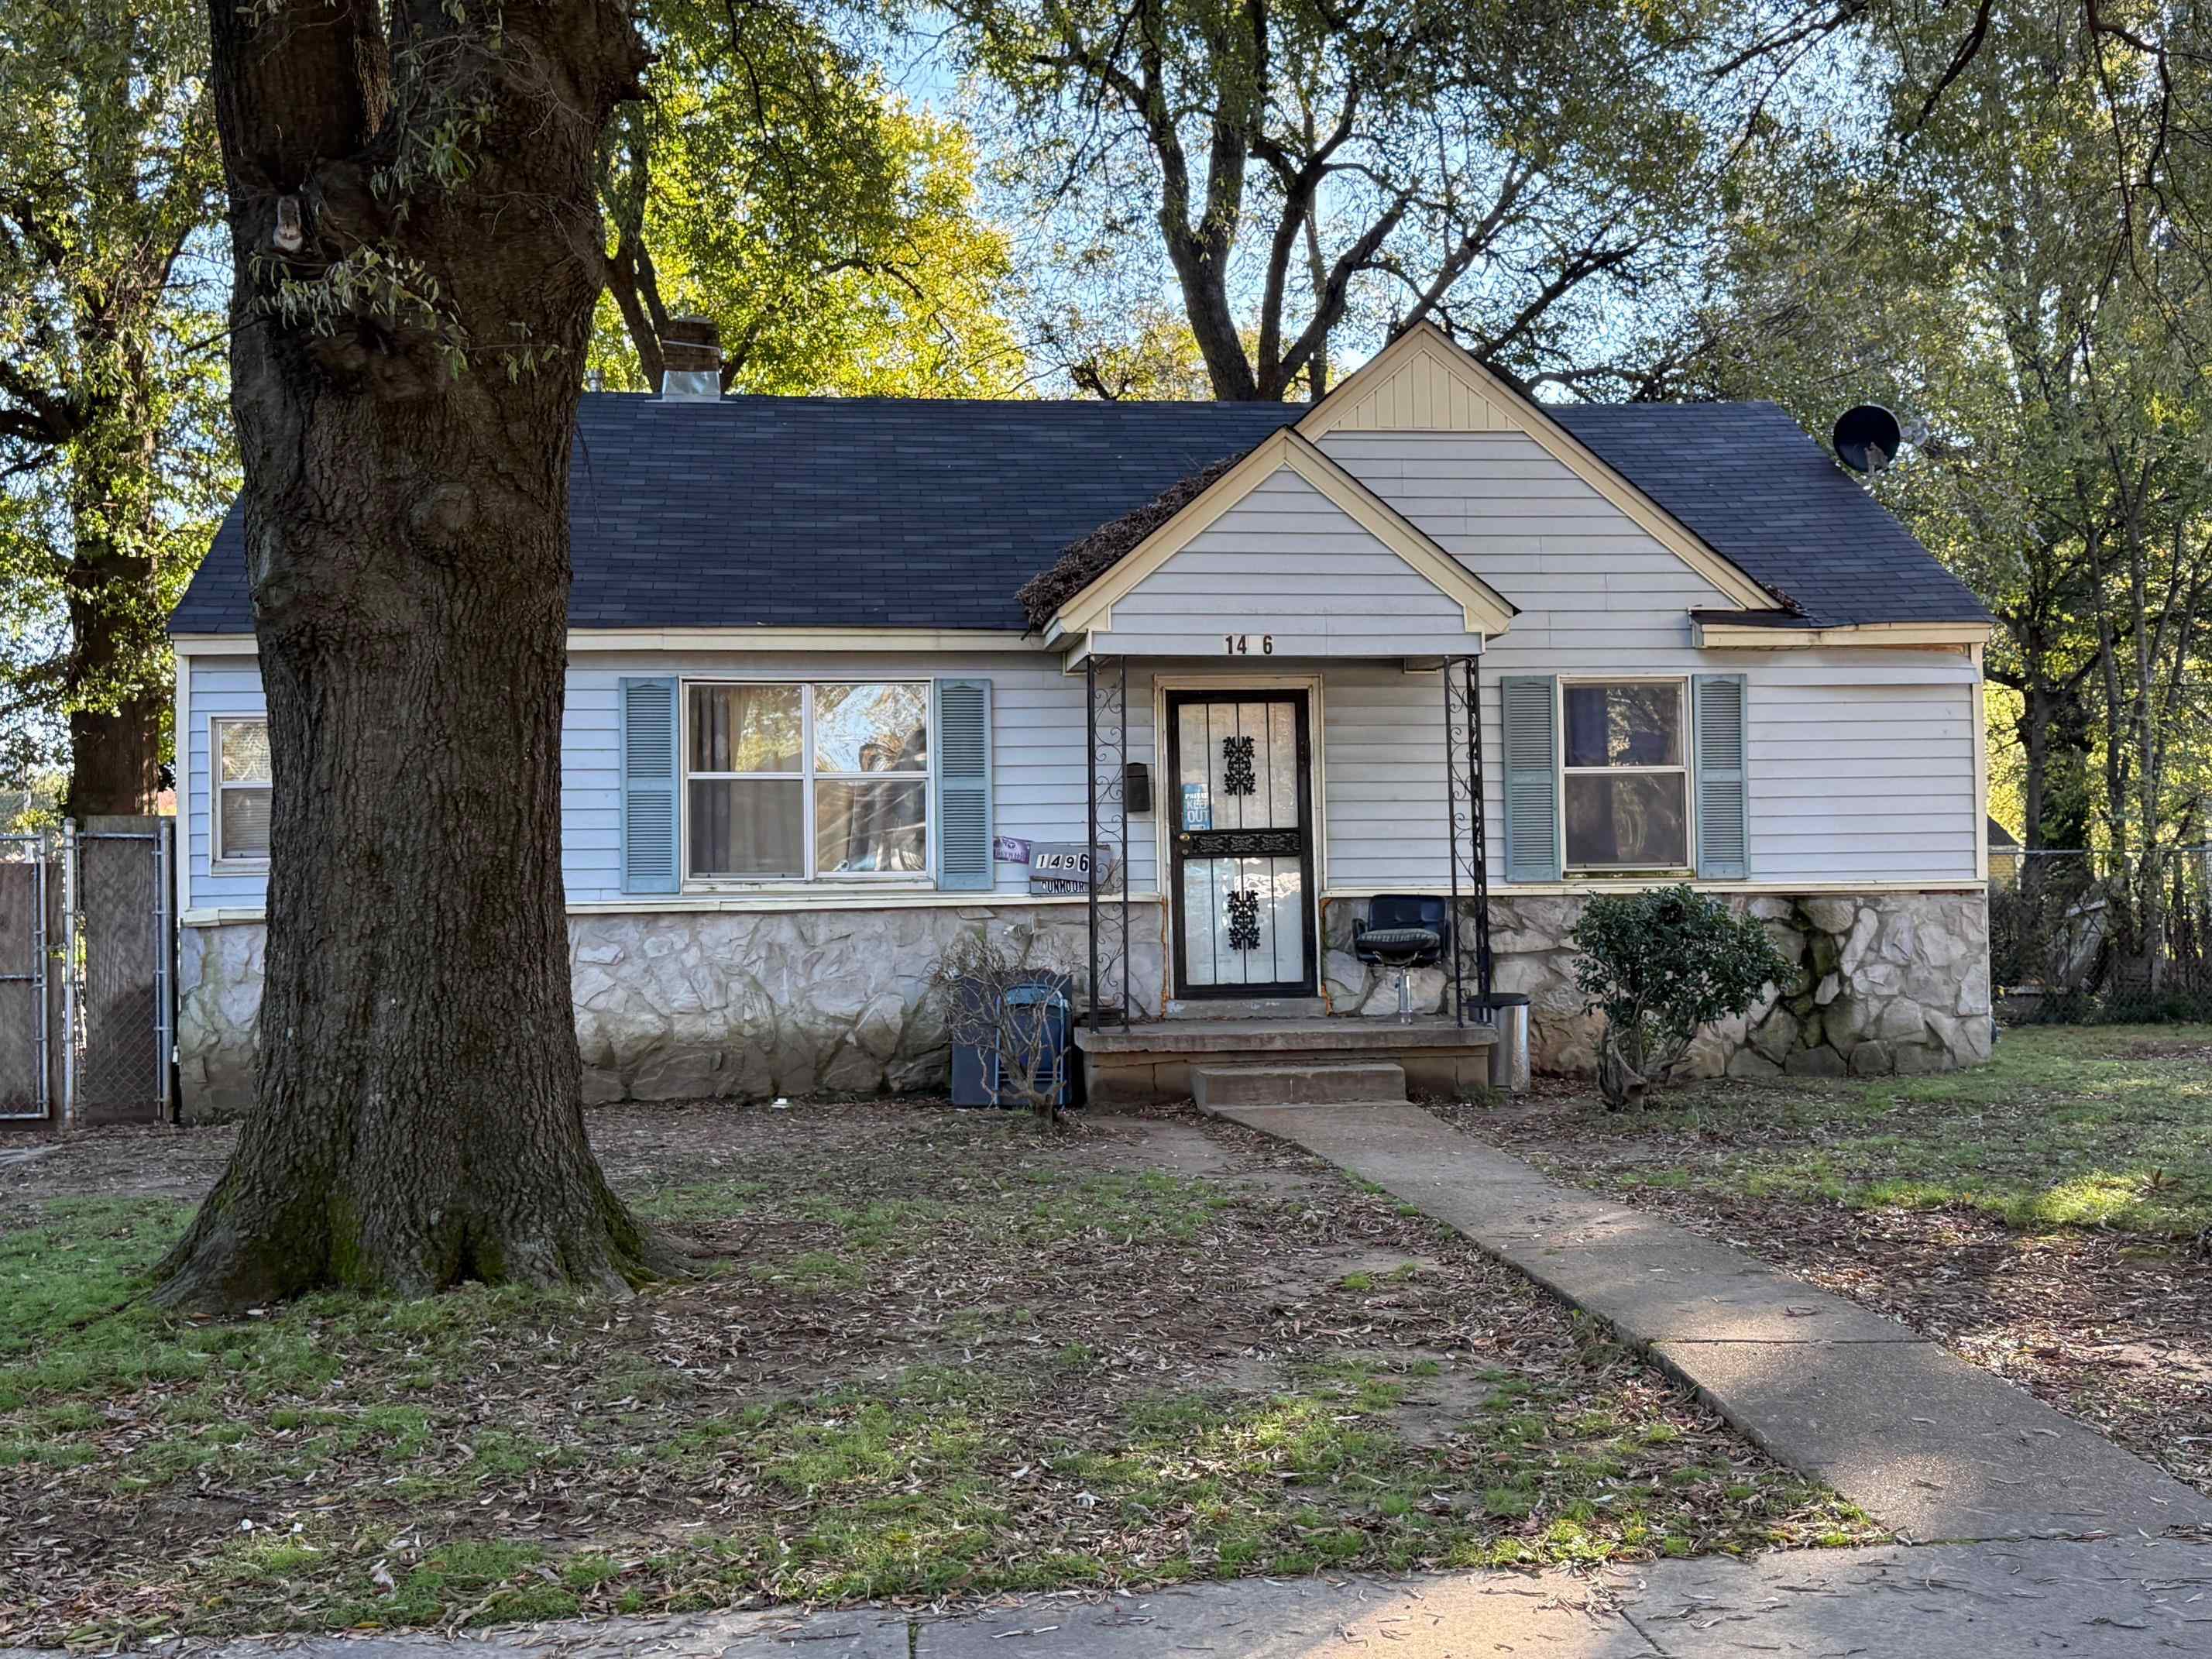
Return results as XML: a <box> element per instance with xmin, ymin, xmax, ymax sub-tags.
<box><xmin>1029</xmin><ymin>428</ymin><xmax>1529</xmax><ymax>1104</ymax></box>
<box><xmin>1070</xmin><ymin>648</ymin><xmax>1529</xmax><ymax>1104</ymax></box>
<box><xmin>1075</xmin><ymin>1011</ymin><xmax>1516</xmax><ymax>1108</ymax></box>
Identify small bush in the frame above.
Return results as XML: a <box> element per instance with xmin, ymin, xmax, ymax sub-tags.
<box><xmin>1569</xmin><ymin>885</ymin><xmax>1791</xmax><ymax>1108</ymax></box>
<box><xmin>929</xmin><ymin>929</ymin><xmax>1078</xmax><ymax>1120</ymax></box>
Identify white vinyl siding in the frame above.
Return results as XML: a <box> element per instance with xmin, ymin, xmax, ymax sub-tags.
<box><xmin>1315</xmin><ymin>430</ymin><xmax>1980</xmax><ymax>888</ymax></box>
<box><xmin>179</xmin><ymin>427</ymin><xmax>1978</xmax><ymax>915</ymax></box>
<box><xmin>185</xmin><ymin>660</ymin><xmax>270</xmax><ymax>906</ymax></box>
<box><xmin>1087</xmin><ymin>469</ymin><xmax>1481</xmax><ymax>658</ymax></box>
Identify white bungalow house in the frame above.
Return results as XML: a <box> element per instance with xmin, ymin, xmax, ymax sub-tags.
<box><xmin>170</xmin><ymin>324</ymin><xmax>1995</xmax><ymax>1116</ymax></box>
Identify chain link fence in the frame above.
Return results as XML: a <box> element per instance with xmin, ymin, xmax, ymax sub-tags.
<box><xmin>74</xmin><ymin>823</ymin><xmax>170</xmax><ymax>1122</ymax></box>
<box><xmin>1990</xmin><ymin>845</ymin><xmax>2212</xmax><ymax>1023</ymax></box>
<box><xmin>0</xmin><ymin>816</ymin><xmax>171</xmax><ymax>1126</ymax></box>
<box><xmin>0</xmin><ymin>833</ymin><xmax>56</xmax><ymax>1119</ymax></box>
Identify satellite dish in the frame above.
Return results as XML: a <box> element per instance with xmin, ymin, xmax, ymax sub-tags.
<box><xmin>1833</xmin><ymin>404</ymin><xmax>1902</xmax><ymax>474</ymax></box>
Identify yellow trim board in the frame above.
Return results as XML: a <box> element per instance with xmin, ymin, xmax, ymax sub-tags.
<box><xmin>181</xmin><ymin>891</ymin><xmax>1173</xmax><ymax>928</ymax></box>
<box><xmin>176</xmin><ymin>627</ymin><xmax>1045</xmax><ymax>658</ymax></box>
<box><xmin>1692</xmin><ymin>619</ymin><xmax>1992</xmax><ymax>650</ymax></box>
<box><xmin>1297</xmin><ymin>323</ymin><xmax>1780</xmax><ymax>613</ymax></box>
<box><xmin>1049</xmin><ymin>428</ymin><xmax>1516</xmax><ymax>643</ymax></box>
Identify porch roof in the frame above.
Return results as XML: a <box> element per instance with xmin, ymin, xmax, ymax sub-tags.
<box><xmin>1045</xmin><ymin>430</ymin><xmax>1516</xmax><ymax>661</ymax></box>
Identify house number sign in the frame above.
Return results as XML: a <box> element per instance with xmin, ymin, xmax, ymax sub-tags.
<box><xmin>1027</xmin><ymin>841</ymin><xmax>1119</xmax><ymax>896</ymax></box>
<box><xmin>1223</xmin><ymin>634</ymin><xmax>1274</xmax><ymax>654</ymax></box>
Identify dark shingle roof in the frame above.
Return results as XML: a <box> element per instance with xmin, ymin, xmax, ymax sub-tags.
<box><xmin>172</xmin><ymin>393</ymin><xmax>1987</xmax><ymax>636</ymax></box>
<box><xmin>1547</xmin><ymin>401</ymin><xmax>1989</xmax><ymax>627</ymax></box>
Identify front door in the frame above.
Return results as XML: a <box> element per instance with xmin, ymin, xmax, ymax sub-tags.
<box><xmin>1166</xmin><ymin>691</ymin><xmax>1318</xmax><ymax>998</ymax></box>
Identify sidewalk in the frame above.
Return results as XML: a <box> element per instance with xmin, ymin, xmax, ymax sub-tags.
<box><xmin>16</xmin><ymin>1536</ymin><xmax>2205</xmax><ymax>1658</ymax></box>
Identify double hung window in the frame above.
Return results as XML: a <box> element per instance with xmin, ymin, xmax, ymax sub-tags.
<box><xmin>212</xmin><ymin>717</ymin><xmax>272</xmax><ymax>866</ymax></box>
<box><xmin>1561</xmin><ymin>680</ymin><xmax>1689</xmax><ymax>871</ymax></box>
<box><xmin>685</xmin><ymin>682</ymin><xmax>929</xmax><ymax>881</ymax></box>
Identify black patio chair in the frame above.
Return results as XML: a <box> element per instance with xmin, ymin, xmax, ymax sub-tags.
<box><xmin>1352</xmin><ymin>895</ymin><xmax>1451</xmax><ymax>1025</ymax></box>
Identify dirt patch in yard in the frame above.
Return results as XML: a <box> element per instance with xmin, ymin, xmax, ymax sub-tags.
<box><xmin>1</xmin><ymin>1101</ymin><xmax>1870</xmax><ymax>1646</ymax></box>
<box><xmin>0</xmin><ymin>1121</ymin><xmax>235</xmax><ymax>1231</ymax></box>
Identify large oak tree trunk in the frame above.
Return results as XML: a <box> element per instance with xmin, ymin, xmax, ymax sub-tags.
<box><xmin>64</xmin><ymin>399</ymin><xmax>169</xmax><ymax>818</ymax></box>
<box><xmin>158</xmin><ymin>0</ymin><xmax>678</xmax><ymax>1307</ymax></box>
<box><xmin>65</xmin><ymin>697</ymin><xmax>163</xmax><ymax>817</ymax></box>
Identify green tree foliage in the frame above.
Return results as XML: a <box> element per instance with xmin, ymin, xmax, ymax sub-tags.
<box><xmin>1570</xmin><ymin>886</ymin><xmax>1792</xmax><ymax>1109</ymax></box>
<box><xmin>1722</xmin><ymin>2</ymin><xmax>2212</xmax><ymax>341</ymax></box>
<box><xmin>0</xmin><ymin>0</ymin><xmax>227</xmax><ymax>807</ymax></box>
<box><xmin>1043</xmin><ymin>301</ymin><xmax>1217</xmax><ymax>401</ymax></box>
<box><xmin>1692</xmin><ymin>7</ymin><xmax>2212</xmax><ymax>886</ymax></box>
<box><xmin>594</xmin><ymin>0</ymin><xmax>1021</xmax><ymax>396</ymax></box>
<box><xmin>934</xmin><ymin>0</ymin><xmax>1753</xmax><ymax>400</ymax></box>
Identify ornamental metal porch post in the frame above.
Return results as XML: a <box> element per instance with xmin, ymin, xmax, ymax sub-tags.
<box><xmin>1117</xmin><ymin>654</ymin><xmax>1128</xmax><ymax>1029</ymax></box>
<box><xmin>1443</xmin><ymin>655</ymin><xmax>1494</xmax><ymax>1025</ymax></box>
<box><xmin>1085</xmin><ymin>654</ymin><xmax>1131</xmax><ymax>1032</ymax></box>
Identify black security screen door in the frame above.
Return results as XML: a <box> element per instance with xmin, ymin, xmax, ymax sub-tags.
<box><xmin>1166</xmin><ymin>691</ymin><xmax>1318</xmax><ymax>998</ymax></box>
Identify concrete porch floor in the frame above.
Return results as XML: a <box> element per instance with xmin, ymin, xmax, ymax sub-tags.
<box><xmin>1075</xmin><ymin>1014</ymin><xmax>1499</xmax><ymax>1106</ymax></box>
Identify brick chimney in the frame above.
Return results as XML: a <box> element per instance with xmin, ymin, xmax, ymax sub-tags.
<box><xmin>660</xmin><ymin>315</ymin><xmax>722</xmax><ymax>400</ymax></box>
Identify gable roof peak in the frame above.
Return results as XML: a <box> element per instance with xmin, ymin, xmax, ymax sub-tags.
<box><xmin>1030</xmin><ymin>426</ymin><xmax>1516</xmax><ymax>641</ymax></box>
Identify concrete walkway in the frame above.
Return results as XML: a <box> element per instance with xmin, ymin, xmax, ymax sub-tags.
<box><xmin>23</xmin><ymin>1536</ymin><xmax>2208</xmax><ymax>1657</ymax></box>
<box><xmin>1210</xmin><ymin>1101</ymin><xmax>2211</xmax><ymax>1544</ymax></box>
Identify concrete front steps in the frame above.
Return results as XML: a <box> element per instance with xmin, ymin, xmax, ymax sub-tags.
<box><xmin>1076</xmin><ymin>1012</ymin><xmax>1503</xmax><ymax>1107</ymax></box>
<box><xmin>1190</xmin><ymin>1060</ymin><xmax>1406</xmax><ymax>1111</ymax></box>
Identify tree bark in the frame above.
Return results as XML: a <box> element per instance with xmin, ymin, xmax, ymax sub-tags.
<box><xmin>65</xmin><ymin>699</ymin><xmax>163</xmax><ymax>816</ymax></box>
<box><xmin>63</xmin><ymin>500</ymin><xmax>166</xmax><ymax>817</ymax></box>
<box><xmin>157</xmin><ymin>0</ymin><xmax>678</xmax><ymax>1309</ymax></box>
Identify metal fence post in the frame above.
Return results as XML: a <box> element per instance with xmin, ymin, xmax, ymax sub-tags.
<box><xmin>29</xmin><ymin>831</ymin><xmax>49</xmax><ymax>1122</ymax></box>
<box><xmin>155</xmin><ymin>817</ymin><xmax>173</xmax><ymax>1122</ymax></box>
<box><xmin>59</xmin><ymin>816</ymin><xmax>76</xmax><ymax>1132</ymax></box>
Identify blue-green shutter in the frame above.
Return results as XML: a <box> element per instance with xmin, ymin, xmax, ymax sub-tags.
<box><xmin>1500</xmin><ymin>675</ymin><xmax>1560</xmax><ymax>884</ymax></box>
<box><xmin>934</xmin><ymin>678</ymin><xmax>993</xmax><ymax>890</ymax></box>
<box><xmin>619</xmin><ymin>676</ymin><xmax>680</xmax><ymax>894</ymax></box>
<box><xmin>1693</xmin><ymin>673</ymin><xmax>1750</xmax><ymax>879</ymax></box>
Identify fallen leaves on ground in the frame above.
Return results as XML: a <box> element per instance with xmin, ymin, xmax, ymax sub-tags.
<box><xmin>0</xmin><ymin>1102</ymin><xmax>1870</xmax><ymax>1647</ymax></box>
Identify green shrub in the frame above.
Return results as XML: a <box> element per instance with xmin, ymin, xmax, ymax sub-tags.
<box><xmin>1569</xmin><ymin>885</ymin><xmax>1791</xmax><ymax>1108</ymax></box>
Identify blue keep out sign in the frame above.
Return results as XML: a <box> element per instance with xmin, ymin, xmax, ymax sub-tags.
<box><xmin>1181</xmin><ymin>782</ymin><xmax>1212</xmax><ymax>830</ymax></box>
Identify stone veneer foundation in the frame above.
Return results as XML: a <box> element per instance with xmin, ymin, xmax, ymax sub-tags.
<box><xmin>1316</xmin><ymin>891</ymin><xmax>1993</xmax><ymax>1079</ymax></box>
<box><xmin>177</xmin><ymin>888</ymin><xmax>1990</xmax><ymax>1119</ymax></box>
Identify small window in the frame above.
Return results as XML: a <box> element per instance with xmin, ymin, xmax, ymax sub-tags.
<box><xmin>683</xmin><ymin>682</ymin><xmax>929</xmax><ymax>881</ymax></box>
<box><xmin>212</xmin><ymin>717</ymin><xmax>272</xmax><ymax>864</ymax></box>
<box><xmin>1561</xmin><ymin>681</ymin><xmax>1689</xmax><ymax>871</ymax></box>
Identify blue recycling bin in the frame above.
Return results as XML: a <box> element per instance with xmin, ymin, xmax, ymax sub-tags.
<box><xmin>950</xmin><ymin>975</ymin><xmax>1074</xmax><ymax>1109</ymax></box>
<box><xmin>999</xmin><ymin>981</ymin><xmax>1073</xmax><ymax>1110</ymax></box>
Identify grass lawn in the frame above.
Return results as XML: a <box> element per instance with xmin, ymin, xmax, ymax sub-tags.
<box><xmin>0</xmin><ymin>1104</ymin><xmax>1869</xmax><ymax>1647</ymax></box>
<box><xmin>1455</xmin><ymin>1024</ymin><xmax>2212</xmax><ymax>1499</ymax></box>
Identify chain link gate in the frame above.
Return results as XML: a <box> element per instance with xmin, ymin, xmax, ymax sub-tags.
<box><xmin>0</xmin><ymin>816</ymin><xmax>173</xmax><ymax>1129</ymax></box>
<box><xmin>70</xmin><ymin>818</ymin><xmax>173</xmax><ymax>1125</ymax></box>
<box><xmin>0</xmin><ymin>831</ymin><xmax>57</xmax><ymax>1120</ymax></box>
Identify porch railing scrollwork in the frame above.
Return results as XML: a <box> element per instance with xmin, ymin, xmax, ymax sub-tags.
<box><xmin>1444</xmin><ymin>654</ymin><xmax>1495</xmax><ymax>1025</ymax></box>
<box><xmin>1084</xmin><ymin>654</ymin><xmax>1132</xmax><ymax>1032</ymax></box>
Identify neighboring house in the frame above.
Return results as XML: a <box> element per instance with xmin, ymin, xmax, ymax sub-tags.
<box><xmin>170</xmin><ymin>324</ymin><xmax>1996</xmax><ymax>1117</ymax></box>
<box><xmin>1987</xmin><ymin>815</ymin><xmax>2022</xmax><ymax>885</ymax></box>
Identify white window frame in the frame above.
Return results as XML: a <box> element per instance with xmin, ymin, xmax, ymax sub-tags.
<box><xmin>210</xmin><ymin>715</ymin><xmax>273</xmax><ymax>871</ymax></box>
<box><xmin>679</xmin><ymin>679</ymin><xmax>935</xmax><ymax>889</ymax></box>
<box><xmin>1559</xmin><ymin>675</ymin><xmax>1695</xmax><ymax>878</ymax></box>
